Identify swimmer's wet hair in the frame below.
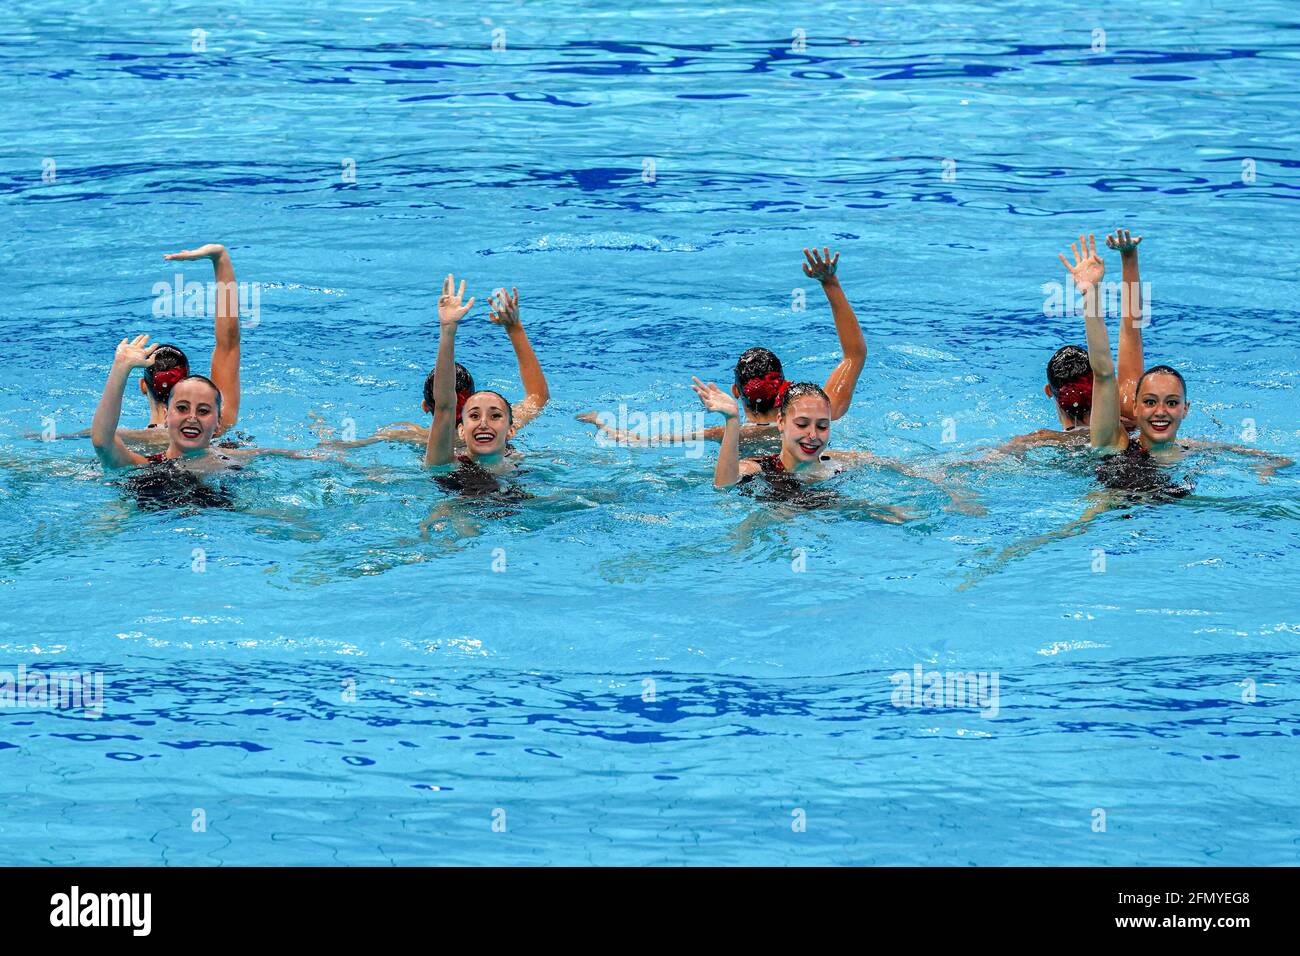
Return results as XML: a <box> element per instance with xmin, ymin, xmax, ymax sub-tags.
<box><xmin>423</xmin><ymin>363</ymin><xmax>474</xmax><ymax>412</ymax></box>
<box><xmin>733</xmin><ymin>347</ymin><xmax>786</xmax><ymax>414</ymax></box>
<box><xmin>1046</xmin><ymin>345</ymin><xmax>1090</xmax><ymax>389</ymax></box>
<box><xmin>167</xmin><ymin>374</ymin><xmax>223</xmax><ymax>414</ymax></box>
<box><xmin>1137</xmin><ymin>364</ymin><xmax>1187</xmax><ymax>397</ymax></box>
<box><xmin>778</xmin><ymin>381</ymin><xmax>830</xmax><ymax>415</ymax></box>
<box><xmin>462</xmin><ymin>389</ymin><xmax>514</xmax><ymax>426</ymax></box>
<box><xmin>143</xmin><ymin>344</ymin><xmax>189</xmax><ymax>404</ymax></box>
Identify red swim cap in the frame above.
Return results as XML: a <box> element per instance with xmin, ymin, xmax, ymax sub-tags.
<box><xmin>743</xmin><ymin>371</ymin><xmax>789</xmax><ymax>404</ymax></box>
<box><xmin>148</xmin><ymin>365</ymin><xmax>188</xmax><ymax>396</ymax></box>
<box><xmin>1054</xmin><ymin>371</ymin><xmax>1093</xmax><ymax>413</ymax></box>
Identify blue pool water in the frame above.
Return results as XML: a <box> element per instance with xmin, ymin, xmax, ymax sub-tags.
<box><xmin>2</xmin><ymin>1</ymin><xmax>1299</xmax><ymax>865</ymax></box>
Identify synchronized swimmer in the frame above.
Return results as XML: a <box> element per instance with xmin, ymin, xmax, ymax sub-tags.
<box><xmin>77</xmin><ymin>233</ymin><xmax>1291</xmax><ymax>529</ymax></box>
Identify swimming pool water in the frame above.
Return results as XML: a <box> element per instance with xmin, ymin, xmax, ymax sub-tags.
<box><xmin>2</xmin><ymin>0</ymin><xmax>1299</xmax><ymax>865</ymax></box>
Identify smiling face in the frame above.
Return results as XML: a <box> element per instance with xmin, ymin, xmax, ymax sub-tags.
<box><xmin>1135</xmin><ymin>371</ymin><xmax>1188</xmax><ymax>444</ymax></box>
<box><xmin>457</xmin><ymin>392</ymin><xmax>512</xmax><ymax>457</ymax></box>
<box><xmin>166</xmin><ymin>378</ymin><xmax>221</xmax><ymax>451</ymax></box>
<box><xmin>779</xmin><ymin>393</ymin><xmax>832</xmax><ymax>463</ymax></box>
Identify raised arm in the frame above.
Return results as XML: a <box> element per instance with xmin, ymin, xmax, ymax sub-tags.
<box><xmin>92</xmin><ymin>335</ymin><xmax>156</xmax><ymax>469</ymax></box>
<box><xmin>1107</xmin><ymin>229</ymin><xmax>1144</xmax><ymax>425</ymax></box>
<box><xmin>424</xmin><ymin>274</ymin><xmax>475</xmax><ymax>467</ymax></box>
<box><xmin>804</xmin><ymin>247</ymin><xmax>866</xmax><ymax>421</ymax></box>
<box><xmin>691</xmin><ymin>377</ymin><xmax>749</xmax><ymax>488</ymax></box>
<box><xmin>488</xmin><ymin>287</ymin><xmax>549</xmax><ymax>430</ymax></box>
<box><xmin>1060</xmin><ymin>235</ymin><xmax>1124</xmax><ymax>451</ymax></box>
<box><xmin>164</xmin><ymin>244</ymin><xmax>240</xmax><ymax>432</ymax></box>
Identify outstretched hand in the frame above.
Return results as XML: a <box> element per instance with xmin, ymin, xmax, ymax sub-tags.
<box><xmin>691</xmin><ymin>377</ymin><xmax>739</xmax><ymax>419</ymax></box>
<box><xmin>163</xmin><ymin>244</ymin><xmax>227</xmax><ymax>261</ymax></box>
<box><xmin>1058</xmin><ymin>234</ymin><xmax>1105</xmax><ymax>294</ymax></box>
<box><xmin>1104</xmin><ymin>228</ymin><xmax>1142</xmax><ymax>256</ymax></box>
<box><xmin>115</xmin><ymin>333</ymin><xmax>159</xmax><ymax>370</ymax></box>
<box><xmin>438</xmin><ymin>273</ymin><xmax>475</xmax><ymax>327</ymax></box>
<box><xmin>802</xmin><ymin>246</ymin><xmax>840</xmax><ymax>283</ymax></box>
<box><xmin>488</xmin><ymin>286</ymin><xmax>520</xmax><ymax>329</ymax></box>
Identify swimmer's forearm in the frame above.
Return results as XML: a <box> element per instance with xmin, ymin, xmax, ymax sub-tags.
<box><xmin>211</xmin><ymin>247</ymin><xmax>237</xmax><ymax>347</ymax></box>
<box><xmin>1082</xmin><ymin>287</ymin><xmax>1115</xmax><ymax>379</ymax></box>
<box><xmin>714</xmin><ymin>417</ymin><xmax>742</xmax><ymax>487</ymax></box>
<box><xmin>92</xmin><ymin>364</ymin><xmax>129</xmax><ymax>446</ymax></box>
<box><xmin>1083</xmin><ymin>287</ymin><xmax>1124</xmax><ymax>449</ymax></box>
<box><xmin>507</xmin><ymin>324</ymin><xmax>550</xmax><ymax>409</ymax></box>
<box><xmin>197</xmin><ymin>245</ymin><xmax>241</xmax><ymax>432</ymax></box>
<box><xmin>1203</xmin><ymin>442</ymin><xmax>1294</xmax><ymax>469</ymax></box>
<box><xmin>1115</xmin><ymin>248</ymin><xmax>1144</xmax><ymax>420</ymax></box>
<box><xmin>821</xmin><ymin>277</ymin><xmax>866</xmax><ymax>419</ymax></box>
<box><xmin>425</xmin><ymin>323</ymin><xmax>458</xmax><ymax>467</ymax></box>
<box><xmin>91</xmin><ymin>363</ymin><xmax>137</xmax><ymax>467</ymax></box>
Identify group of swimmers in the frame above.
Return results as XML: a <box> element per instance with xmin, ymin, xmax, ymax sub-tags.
<box><xmin>82</xmin><ymin>232</ymin><xmax>1291</xmax><ymax>518</ymax></box>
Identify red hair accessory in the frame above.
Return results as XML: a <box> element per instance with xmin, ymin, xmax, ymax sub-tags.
<box><xmin>148</xmin><ymin>365</ymin><xmax>188</xmax><ymax>393</ymax></box>
<box><xmin>1054</xmin><ymin>372</ymin><xmax>1093</xmax><ymax>412</ymax></box>
<box><xmin>743</xmin><ymin>371</ymin><xmax>789</xmax><ymax>404</ymax></box>
<box><xmin>455</xmin><ymin>389</ymin><xmax>471</xmax><ymax>423</ymax></box>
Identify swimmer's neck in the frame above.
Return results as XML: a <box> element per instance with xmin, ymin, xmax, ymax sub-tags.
<box><xmin>779</xmin><ymin>448</ymin><xmax>816</xmax><ymax>473</ymax></box>
<box><xmin>1138</xmin><ymin>435</ymin><xmax>1182</xmax><ymax>461</ymax></box>
<box><xmin>148</xmin><ymin>401</ymin><xmax>167</xmax><ymax>426</ymax></box>
<box><xmin>1056</xmin><ymin>407</ymin><xmax>1090</xmax><ymax>430</ymax></box>
<box><xmin>466</xmin><ymin>449</ymin><xmax>511</xmax><ymax>473</ymax></box>
<box><xmin>164</xmin><ymin>444</ymin><xmax>213</xmax><ymax>460</ymax></box>
<box><xmin>745</xmin><ymin>409</ymin><xmax>779</xmax><ymax>426</ymax></box>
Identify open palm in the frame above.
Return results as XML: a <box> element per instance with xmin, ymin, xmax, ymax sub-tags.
<box><xmin>1058</xmin><ymin>234</ymin><xmax>1104</xmax><ymax>293</ymax></box>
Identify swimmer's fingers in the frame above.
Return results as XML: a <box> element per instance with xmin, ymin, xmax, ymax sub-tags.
<box><xmin>1057</xmin><ymin>252</ymin><xmax>1072</xmax><ymax>271</ymax></box>
<box><xmin>829</xmin><ymin>250</ymin><xmax>840</xmax><ymax>272</ymax></box>
<box><xmin>1087</xmin><ymin>233</ymin><xmax>1097</xmax><ymax>258</ymax></box>
<box><xmin>457</xmin><ymin>278</ymin><xmax>466</xmax><ymax>302</ymax></box>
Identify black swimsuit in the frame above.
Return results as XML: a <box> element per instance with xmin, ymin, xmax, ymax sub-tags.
<box><xmin>739</xmin><ymin>454</ymin><xmax>841</xmax><ymax>508</ymax></box>
<box><xmin>125</xmin><ymin>454</ymin><xmax>238</xmax><ymax>511</ymax></box>
<box><xmin>433</xmin><ymin>455</ymin><xmax>530</xmax><ymax>517</ymax></box>
<box><xmin>1095</xmin><ymin>443</ymin><xmax>1193</xmax><ymax>502</ymax></box>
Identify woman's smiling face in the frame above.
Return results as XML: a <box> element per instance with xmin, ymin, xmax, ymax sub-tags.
<box><xmin>458</xmin><ymin>392</ymin><xmax>512</xmax><ymax>456</ymax></box>
<box><xmin>166</xmin><ymin>378</ymin><xmax>221</xmax><ymax>451</ymax></box>
<box><xmin>780</xmin><ymin>393</ymin><xmax>832</xmax><ymax>463</ymax></box>
<box><xmin>1135</xmin><ymin>371</ymin><xmax>1188</xmax><ymax>444</ymax></box>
